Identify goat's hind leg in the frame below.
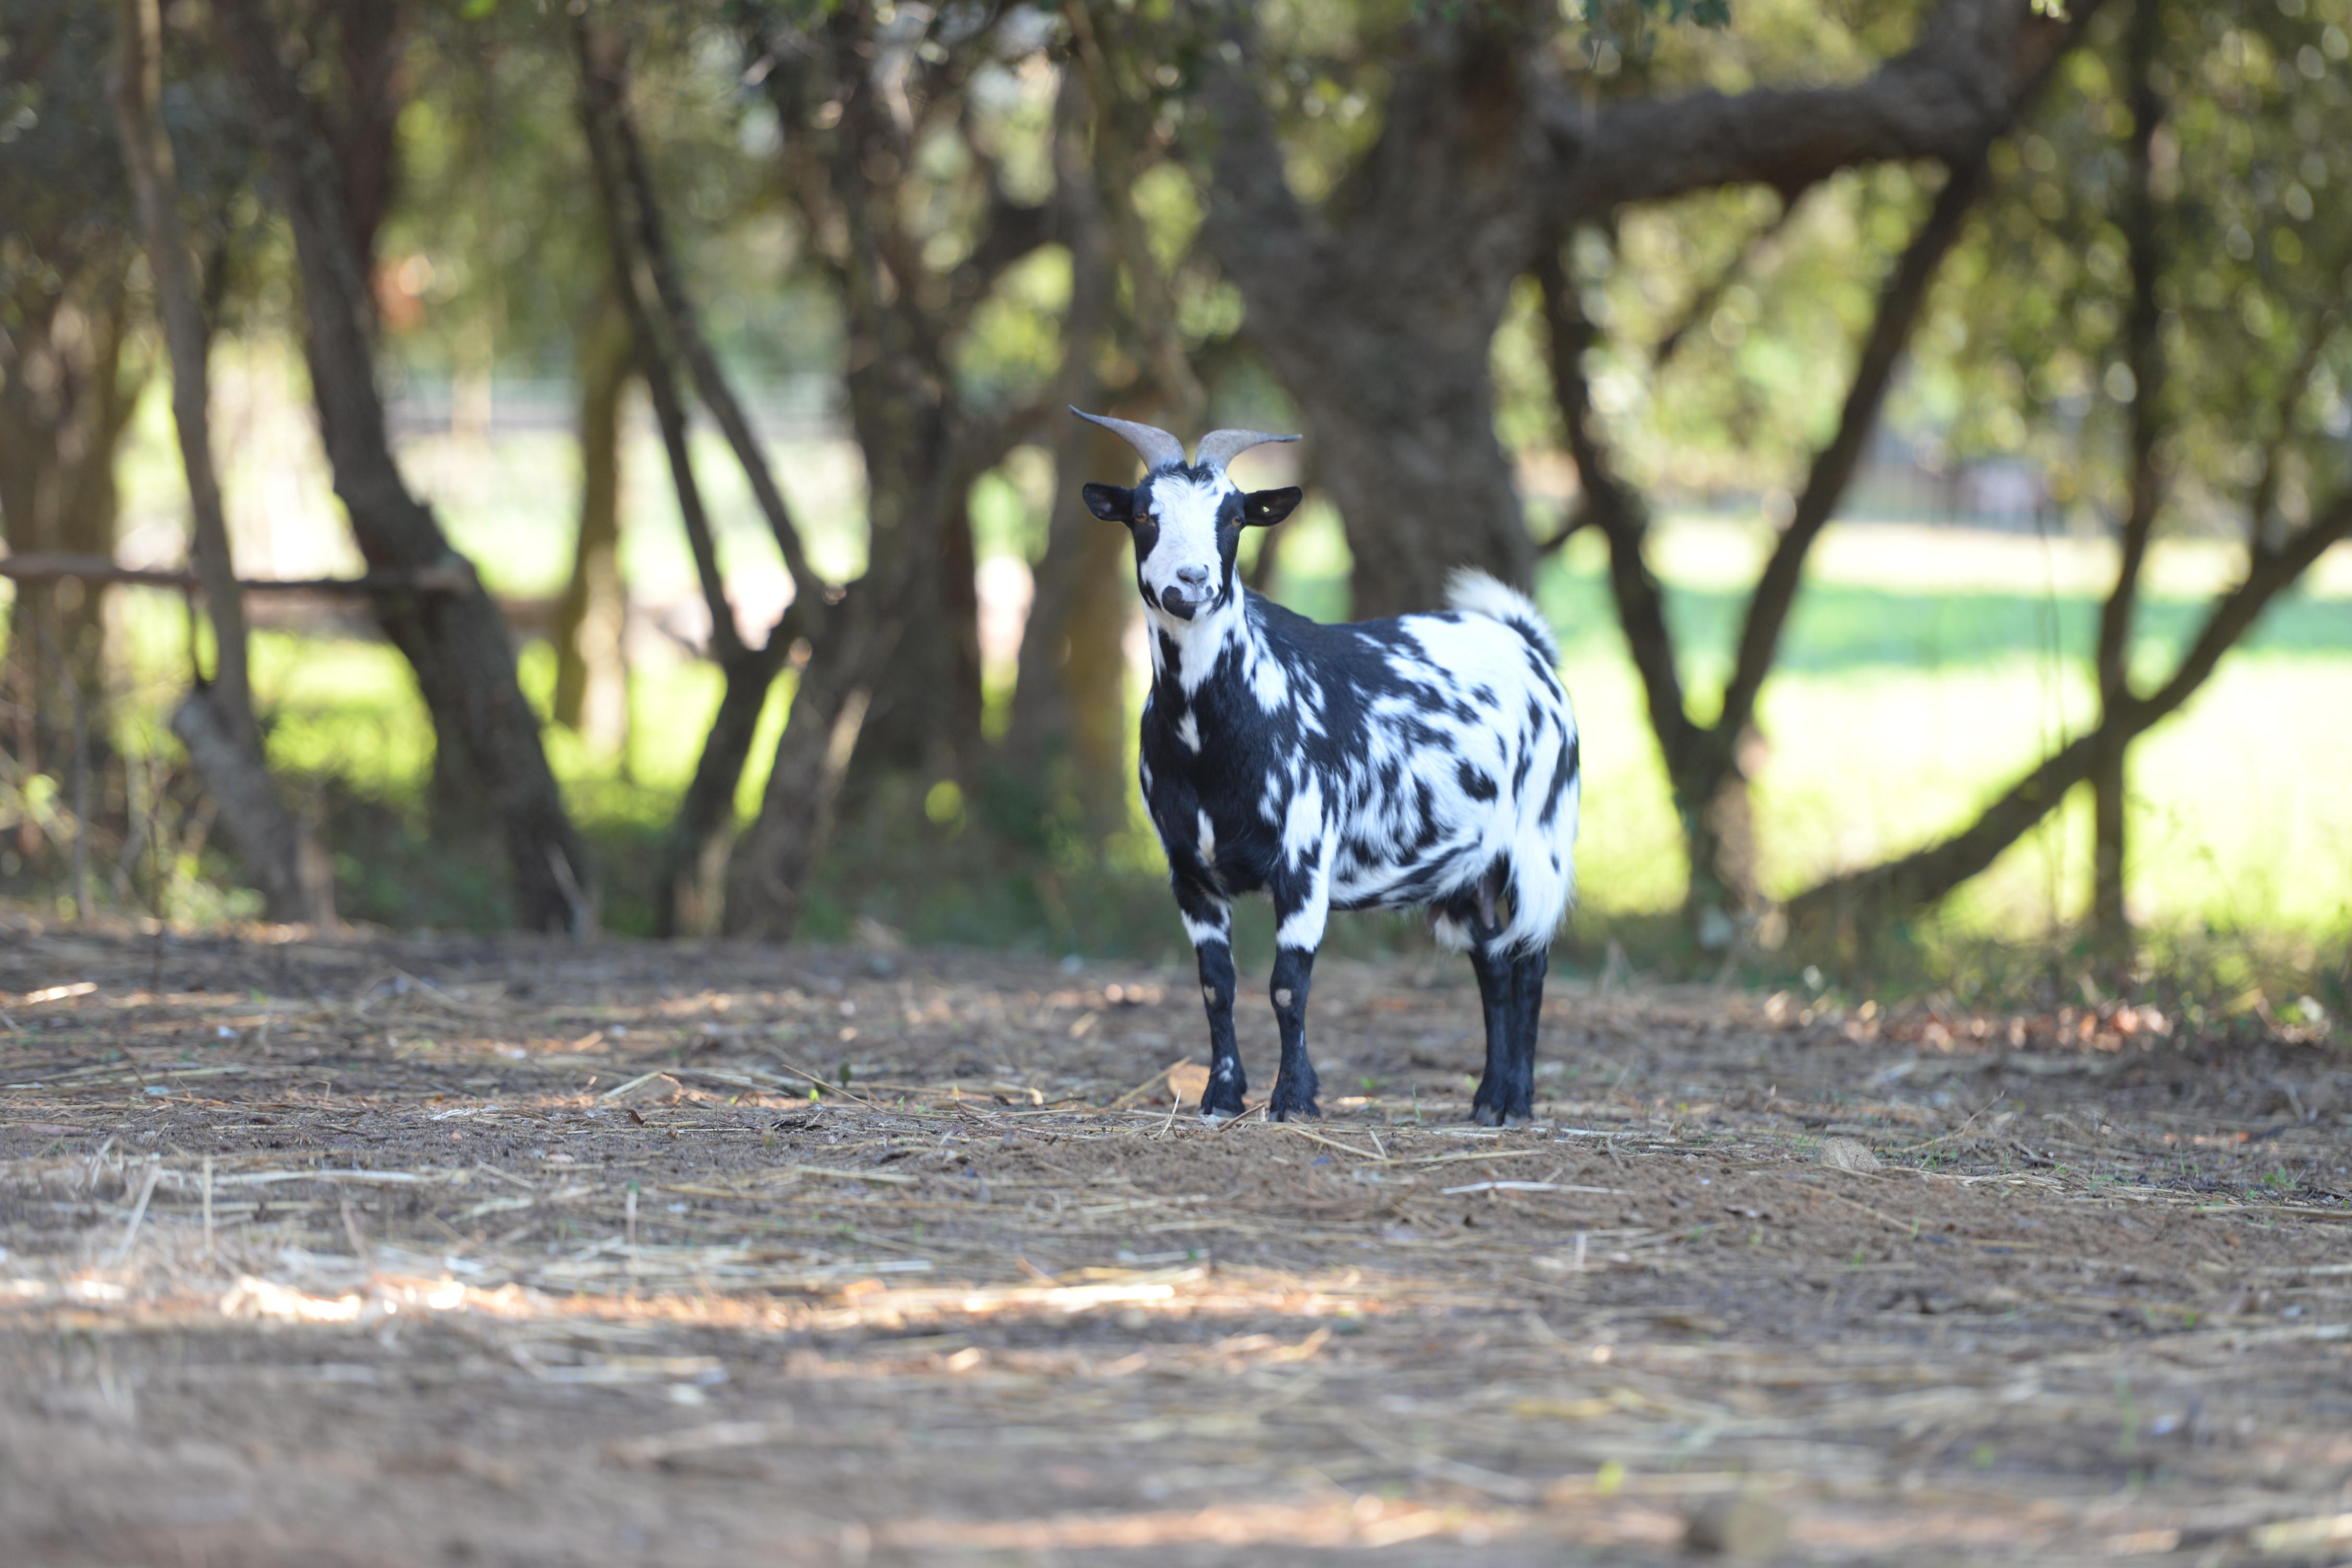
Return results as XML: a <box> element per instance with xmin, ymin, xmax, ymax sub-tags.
<box><xmin>1511</xmin><ymin>944</ymin><xmax>1549</xmax><ymax>1122</ymax></box>
<box><xmin>1467</xmin><ymin>934</ymin><xmax>1530</xmax><ymax>1127</ymax></box>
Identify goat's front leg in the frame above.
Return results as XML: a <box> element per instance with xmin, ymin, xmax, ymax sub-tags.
<box><xmin>1266</xmin><ymin>836</ymin><xmax>1332</xmax><ymax>1121</ymax></box>
<box><xmin>1177</xmin><ymin>881</ymin><xmax>1246</xmax><ymax>1119</ymax></box>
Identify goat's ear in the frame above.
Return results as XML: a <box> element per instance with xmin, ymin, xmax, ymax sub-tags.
<box><xmin>1243</xmin><ymin>487</ymin><xmax>1303</xmax><ymax>527</ymax></box>
<box><xmin>1082</xmin><ymin>483</ymin><xmax>1134</xmax><ymax>523</ymax></box>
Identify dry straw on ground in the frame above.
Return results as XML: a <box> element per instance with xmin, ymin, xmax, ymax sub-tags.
<box><xmin>1</xmin><ymin>925</ymin><xmax>2347</xmax><ymax>1564</ymax></box>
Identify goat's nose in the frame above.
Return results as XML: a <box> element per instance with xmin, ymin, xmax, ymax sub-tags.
<box><xmin>1176</xmin><ymin>565</ymin><xmax>1213</xmax><ymax>589</ymax></box>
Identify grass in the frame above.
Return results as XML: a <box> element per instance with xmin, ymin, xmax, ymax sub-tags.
<box><xmin>20</xmin><ymin>374</ymin><xmax>2352</xmax><ymax>999</ymax></box>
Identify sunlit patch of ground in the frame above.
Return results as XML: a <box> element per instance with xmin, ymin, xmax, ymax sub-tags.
<box><xmin>2</xmin><ymin>930</ymin><xmax>2348</xmax><ymax>1565</ymax></box>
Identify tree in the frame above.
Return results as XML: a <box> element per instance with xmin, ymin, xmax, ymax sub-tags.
<box><xmin>548</xmin><ymin>289</ymin><xmax>634</xmax><ymax>756</ymax></box>
<box><xmin>0</xmin><ymin>0</ymin><xmax>143</xmax><ymax>792</ymax></box>
<box><xmin>715</xmin><ymin>1</ymin><xmax>1093</xmax><ymax>936</ymax></box>
<box><xmin>111</xmin><ymin>0</ymin><xmax>334</xmax><ymax>924</ymax></box>
<box><xmin>1135</xmin><ymin>0</ymin><xmax>2083</xmax><ymax>622</ymax></box>
<box><xmin>217</xmin><ymin>0</ymin><xmax>594</xmax><ymax>933</ymax></box>
<box><xmin>2089</xmin><ymin>0</ymin><xmax>2169</xmax><ymax>954</ymax></box>
<box><xmin>1541</xmin><ymin>148</ymin><xmax>2003</xmax><ymax>941</ymax></box>
<box><xmin>572</xmin><ymin>15</ymin><xmax>822</xmax><ymax>935</ymax></box>
<box><xmin>995</xmin><ymin>30</ymin><xmax>1201</xmax><ymax>839</ymax></box>
<box><xmin>1786</xmin><ymin>0</ymin><xmax>2352</xmax><ymax>942</ymax></box>
<box><xmin>1022</xmin><ymin>0</ymin><xmax>2085</xmax><ymax>937</ymax></box>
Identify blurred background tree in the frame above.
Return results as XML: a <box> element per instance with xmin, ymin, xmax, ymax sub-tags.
<box><xmin>1</xmin><ymin>0</ymin><xmax>2346</xmax><ymax>1015</ymax></box>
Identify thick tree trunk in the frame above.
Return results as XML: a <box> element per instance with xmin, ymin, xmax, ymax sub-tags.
<box><xmin>221</xmin><ymin>0</ymin><xmax>593</xmax><ymax>933</ymax></box>
<box><xmin>0</xmin><ymin>282</ymin><xmax>135</xmax><ymax>786</ymax></box>
<box><xmin>858</xmin><ymin>474</ymin><xmax>985</xmax><ymax>785</ymax></box>
<box><xmin>113</xmin><ymin>0</ymin><xmax>333</xmax><ymax>924</ymax></box>
<box><xmin>1280</xmin><ymin>324</ymin><xmax>1533</xmax><ymax>620</ymax></box>
<box><xmin>1001</xmin><ymin>421</ymin><xmax>1138</xmax><ymax>836</ymax></box>
<box><xmin>1194</xmin><ymin>22</ymin><xmax>1543</xmax><ymax>619</ymax></box>
<box><xmin>990</xmin><ymin>63</ymin><xmax>1134</xmax><ymax>838</ymax></box>
<box><xmin>845</xmin><ymin>422</ymin><xmax>980</xmax><ymax>783</ymax></box>
<box><xmin>552</xmin><ymin>289</ymin><xmax>633</xmax><ymax>752</ymax></box>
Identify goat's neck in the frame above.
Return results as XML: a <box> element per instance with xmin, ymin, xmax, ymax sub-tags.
<box><xmin>1148</xmin><ymin>586</ymin><xmax>1250</xmax><ymax>700</ymax></box>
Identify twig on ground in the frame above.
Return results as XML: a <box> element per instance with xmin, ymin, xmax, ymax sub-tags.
<box><xmin>109</xmin><ymin>1158</ymin><xmax>163</xmax><ymax>1263</ymax></box>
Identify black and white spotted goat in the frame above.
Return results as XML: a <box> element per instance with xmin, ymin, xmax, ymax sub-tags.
<box><xmin>1074</xmin><ymin>408</ymin><xmax>1582</xmax><ymax>1124</ymax></box>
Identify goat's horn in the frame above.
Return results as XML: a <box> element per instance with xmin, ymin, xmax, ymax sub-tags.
<box><xmin>1193</xmin><ymin>427</ymin><xmax>1301</xmax><ymax>473</ymax></box>
<box><xmin>1070</xmin><ymin>407</ymin><xmax>1187</xmax><ymax>472</ymax></box>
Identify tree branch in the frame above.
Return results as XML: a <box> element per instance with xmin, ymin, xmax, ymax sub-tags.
<box><xmin>1553</xmin><ymin>0</ymin><xmax>2100</xmax><ymax>214</ymax></box>
<box><xmin>1652</xmin><ymin>193</ymin><xmax>1806</xmax><ymax>374</ymax></box>
<box><xmin>575</xmin><ymin>20</ymin><xmax>823</xmax><ymax>615</ymax></box>
<box><xmin>110</xmin><ymin>0</ymin><xmax>250</xmax><ymax>736</ymax></box>
<box><xmin>1535</xmin><ymin>241</ymin><xmax>1691</xmax><ymax>766</ymax></box>
<box><xmin>1714</xmin><ymin>148</ymin><xmax>1992</xmax><ymax>746</ymax></box>
<box><xmin>1787</xmin><ymin>487</ymin><xmax>2352</xmax><ymax>925</ymax></box>
<box><xmin>573</xmin><ymin>24</ymin><xmax>744</xmax><ymax>666</ymax></box>
<box><xmin>1185</xmin><ymin>6</ymin><xmax>1324</xmax><ymax>330</ymax></box>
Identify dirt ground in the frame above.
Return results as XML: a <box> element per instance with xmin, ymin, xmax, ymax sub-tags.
<box><xmin>2</xmin><ymin>925</ymin><xmax>2348</xmax><ymax>1567</ymax></box>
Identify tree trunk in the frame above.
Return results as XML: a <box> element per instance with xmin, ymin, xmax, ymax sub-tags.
<box><xmin>986</xmin><ymin>61</ymin><xmax>1136</xmax><ymax>838</ymax></box>
<box><xmin>220</xmin><ymin>0</ymin><xmax>593</xmax><ymax>933</ymax></box>
<box><xmin>169</xmin><ymin>690</ymin><xmax>337</xmax><ymax>919</ymax></box>
<box><xmin>552</xmin><ymin>288</ymin><xmax>633</xmax><ymax>753</ymax></box>
<box><xmin>1259</xmin><ymin>304</ymin><xmax>1532</xmax><ymax>620</ymax></box>
<box><xmin>1538</xmin><ymin>148</ymin><xmax>1989</xmax><ymax>944</ymax></box>
<box><xmin>848</xmin><ymin>433</ymin><xmax>982</xmax><ymax>783</ymax></box>
<box><xmin>719</xmin><ymin>359</ymin><xmax>952</xmax><ymax>942</ymax></box>
<box><xmin>1000</xmin><ymin>420</ymin><xmax>1138</xmax><ymax>836</ymax></box>
<box><xmin>113</xmin><ymin>0</ymin><xmax>333</xmax><ymax>924</ymax></box>
<box><xmin>1193</xmin><ymin>22</ymin><xmax>1542</xmax><ymax>619</ymax></box>
<box><xmin>0</xmin><ymin>281</ymin><xmax>135</xmax><ymax>787</ymax></box>
<box><xmin>2091</xmin><ymin>0</ymin><xmax>2170</xmax><ymax>954</ymax></box>
<box><xmin>573</xmin><ymin>17</ymin><xmax>827</xmax><ymax>936</ymax></box>
<box><xmin>718</xmin><ymin>0</ymin><xmax>1064</xmax><ymax>934</ymax></box>
<box><xmin>659</xmin><ymin>643</ymin><xmax>789</xmax><ymax>936</ymax></box>
<box><xmin>724</xmin><ymin>621</ymin><xmax>882</xmax><ymax>941</ymax></box>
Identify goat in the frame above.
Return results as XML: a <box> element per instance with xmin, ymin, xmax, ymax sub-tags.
<box><xmin>1073</xmin><ymin>408</ymin><xmax>1582</xmax><ymax>1124</ymax></box>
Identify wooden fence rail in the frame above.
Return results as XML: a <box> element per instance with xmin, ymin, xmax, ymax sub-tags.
<box><xmin>0</xmin><ymin>553</ymin><xmax>473</xmax><ymax>596</ymax></box>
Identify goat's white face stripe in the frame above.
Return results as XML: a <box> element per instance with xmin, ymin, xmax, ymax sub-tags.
<box><xmin>1138</xmin><ymin>475</ymin><xmax>1231</xmax><ymax>612</ymax></box>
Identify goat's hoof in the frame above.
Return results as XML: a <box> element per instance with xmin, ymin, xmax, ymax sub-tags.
<box><xmin>1200</xmin><ymin>1088</ymin><xmax>1248</xmax><ymax>1121</ymax></box>
<box><xmin>1471</xmin><ymin>1102</ymin><xmax>1533</xmax><ymax>1129</ymax></box>
<box><xmin>1268</xmin><ymin>1090</ymin><xmax>1321</xmax><ymax>1122</ymax></box>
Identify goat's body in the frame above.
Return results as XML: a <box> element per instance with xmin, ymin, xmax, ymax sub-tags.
<box><xmin>1141</xmin><ymin>571</ymin><xmax>1580</xmax><ymax>1122</ymax></box>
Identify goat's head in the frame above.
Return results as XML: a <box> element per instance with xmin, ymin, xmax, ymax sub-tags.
<box><xmin>1071</xmin><ymin>409</ymin><xmax>1303</xmax><ymax>622</ymax></box>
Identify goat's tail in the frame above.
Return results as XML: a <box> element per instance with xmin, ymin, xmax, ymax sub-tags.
<box><xmin>1445</xmin><ymin>568</ymin><xmax>1559</xmax><ymax>665</ymax></box>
